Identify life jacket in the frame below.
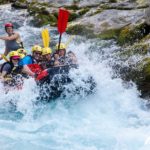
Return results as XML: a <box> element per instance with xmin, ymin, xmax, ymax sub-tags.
<box><xmin>27</xmin><ymin>64</ymin><xmax>43</xmax><ymax>74</ymax></box>
<box><xmin>11</xmin><ymin>66</ymin><xmax>23</xmax><ymax>75</ymax></box>
<box><xmin>0</xmin><ymin>62</ymin><xmax>14</xmax><ymax>74</ymax></box>
<box><xmin>58</xmin><ymin>56</ymin><xmax>66</xmax><ymax>65</ymax></box>
<box><xmin>1</xmin><ymin>62</ymin><xmax>23</xmax><ymax>76</ymax></box>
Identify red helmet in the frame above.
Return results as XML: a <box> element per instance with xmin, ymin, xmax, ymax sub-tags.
<box><xmin>5</xmin><ymin>23</ymin><xmax>13</xmax><ymax>28</ymax></box>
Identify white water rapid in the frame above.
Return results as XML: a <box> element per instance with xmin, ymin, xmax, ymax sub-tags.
<box><xmin>0</xmin><ymin>4</ymin><xmax>150</xmax><ymax>150</ymax></box>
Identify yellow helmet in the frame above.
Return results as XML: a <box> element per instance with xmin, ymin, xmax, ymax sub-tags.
<box><xmin>17</xmin><ymin>48</ymin><xmax>27</xmax><ymax>55</ymax></box>
<box><xmin>18</xmin><ymin>53</ymin><xmax>25</xmax><ymax>59</ymax></box>
<box><xmin>17</xmin><ymin>48</ymin><xmax>27</xmax><ymax>59</ymax></box>
<box><xmin>9</xmin><ymin>51</ymin><xmax>20</xmax><ymax>59</ymax></box>
<box><xmin>56</xmin><ymin>43</ymin><xmax>66</xmax><ymax>50</ymax></box>
<box><xmin>42</xmin><ymin>47</ymin><xmax>52</xmax><ymax>55</ymax></box>
<box><xmin>32</xmin><ymin>45</ymin><xmax>42</xmax><ymax>53</ymax></box>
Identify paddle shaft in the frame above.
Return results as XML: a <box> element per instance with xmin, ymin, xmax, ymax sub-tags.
<box><xmin>58</xmin><ymin>34</ymin><xmax>62</xmax><ymax>51</ymax></box>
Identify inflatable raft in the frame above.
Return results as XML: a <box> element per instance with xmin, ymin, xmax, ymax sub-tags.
<box><xmin>37</xmin><ymin>64</ymin><xmax>96</xmax><ymax>101</ymax></box>
<box><xmin>1</xmin><ymin>64</ymin><xmax>96</xmax><ymax>101</ymax></box>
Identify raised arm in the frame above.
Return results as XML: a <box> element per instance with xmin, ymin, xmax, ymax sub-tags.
<box><xmin>0</xmin><ymin>33</ymin><xmax>19</xmax><ymax>41</ymax></box>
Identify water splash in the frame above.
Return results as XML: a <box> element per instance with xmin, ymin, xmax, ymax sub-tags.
<box><xmin>0</xmin><ymin>5</ymin><xmax>150</xmax><ymax>150</ymax></box>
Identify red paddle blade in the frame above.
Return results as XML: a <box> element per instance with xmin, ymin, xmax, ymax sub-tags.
<box><xmin>57</xmin><ymin>9</ymin><xmax>69</xmax><ymax>34</ymax></box>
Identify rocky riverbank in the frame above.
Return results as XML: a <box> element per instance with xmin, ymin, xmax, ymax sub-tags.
<box><xmin>1</xmin><ymin>0</ymin><xmax>150</xmax><ymax>98</ymax></box>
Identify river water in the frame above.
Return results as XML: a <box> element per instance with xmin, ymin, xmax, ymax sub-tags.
<box><xmin>0</xmin><ymin>4</ymin><xmax>150</xmax><ymax>150</ymax></box>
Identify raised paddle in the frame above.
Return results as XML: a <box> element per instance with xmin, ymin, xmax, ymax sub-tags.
<box><xmin>1</xmin><ymin>54</ymin><xmax>9</xmax><ymax>62</ymax></box>
<box><xmin>41</xmin><ymin>28</ymin><xmax>50</xmax><ymax>48</ymax></box>
<box><xmin>57</xmin><ymin>9</ymin><xmax>70</xmax><ymax>50</ymax></box>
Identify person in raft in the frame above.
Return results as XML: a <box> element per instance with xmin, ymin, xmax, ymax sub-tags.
<box><xmin>0</xmin><ymin>23</ymin><xmax>23</xmax><ymax>59</ymax></box>
<box><xmin>19</xmin><ymin>45</ymin><xmax>43</xmax><ymax>77</ymax></box>
<box><xmin>0</xmin><ymin>51</ymin><xmax>21</xmax><ymax>80</ymax></box>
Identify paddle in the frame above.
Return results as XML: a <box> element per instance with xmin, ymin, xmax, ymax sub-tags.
<box><xmin>57</xmin><ymin>9</ymin><xmax>70</xmax><ymax>50</ymax></box>
<box><xmin>1</xmin><ymin>54</ymin><xmax>9</xmax><ymax>62</ymax></box>
<box><xmin>41</xmin><ymin>28</ymin><xmax>50</xmax><ymax>48</ymax></box>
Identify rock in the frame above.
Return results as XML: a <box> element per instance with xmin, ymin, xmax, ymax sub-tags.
<box><xmin>67</xmin><ymin>9</ymin><xmax>145</xmax><ymax>39</ymax></box>
<box><xmin>67</xmin><ymin>24</ymin><xmax>95</xmax><ymax>38</ymax></box>
<box><xmin>145</xmin><ymin>4</ymin><xmax>150</xmax><ymax>25</ymax></box>
<box><xmin>25</xmin><ymin>0</ymin><xmax>76</xmax><ymax>8</ymax></box>
<box><xmin>0</xmin><ymin>0</ymin><xmax>11</xmax><ymax>5</ymax></box>
<box><xmin>11</xmin><ymin>0</ymin><xmax>28</xmax><ymax>9</ymax></box>
<box><xmin>78</xmin><ymin>0</ymin><xmax>106</xmax><ymax>8</ymax></box>
<box><xmin>119</xmin><ymin>42</ymin><xmax>149</xmax><ymax>59</ymax></box>
<box><xmin>27</xmin><ymin>0</ymin><xmax>107</xmax><ymax>8</ymax></box>
<box><xmin>118</xmin><ymin>22</ymin><xmax>150</xmax><ymax>45</ymax></box>
<box><xmin>26</xmin><ymin>2</ymin><xmax>58</xmax><ymax>27</ymax></box>
<box><xmin>113</xmin><ymin>32</ymin><xmax>150</xmax><ymax>97</ymax></box>
<box><xmin>26</xmin><ymin>1</ymin><xmax>92</xmax><ymax>27</ymax></box>
<box><xmin>138</xmin><ymin>57</ymin><xmax>150</xmax><ymax>96</ymax></box>
<box><xmin>136</xmin><ymin>0</ymin><xmax>149</xmax><ymax>6</ymax></box>
<box><xmin>101</xmin><ymin>1</ymin><xmax>137</xmax><ymax>10</ymax></box>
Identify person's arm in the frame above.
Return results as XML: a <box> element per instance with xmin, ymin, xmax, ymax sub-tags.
<box><xmin>0</xmin><ymin>33</ymin><xmax>19</xmax><ymax>41</ymax></box>
<box><xmin>1</xmin><ymin>71</ymin><xmax>7</xmax><ymax>78</ymax></box>
<box><xmin>22</xmin><ymin>65</ymin><xmax>35</xmax><ymax>77</ymax></box>
<box><xmin>54</xmin><ymin>60</ymin><xmax>60</xmax><ymax>66</ymax></box>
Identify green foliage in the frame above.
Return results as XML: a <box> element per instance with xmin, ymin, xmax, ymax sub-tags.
<box><xmin>78</xmin><ymin>8</ymin><xmax>90</xmax><ymax>16</ymax></box>
<box><xmin>119</xmin><ymin>43</ymin><xmax>149</xmax><ymax>59</ymax></box>
<box><xmin>67</xmin><ymin>24</ymin><xmax>95</xmax><ymax>38</ymax></box>
<box><xmin>89</xmin><ymin>8</ymin><xmax>103</xmax><ymax>16</ymax></box>
<box><xmin>0</xmin><ymin>0</ymin><xmax>11</xmax><ymax>4</ymax></box>
<box><xmin>109</xmin><ymin>0</ymin><xmax>117</xmax><ymax>3</ymax></box>
<box><xmin>69</xmin><ymin>12</ymin><xmax>79</xmax><ymax>22</ymax></box>
<box><xmin>64</xmin><ymin>5</ymin><xmax>79</xmax><ymax>10</ymax></box>
<box><xmin>142</xmin><ymin>58</ymin><xmax>150</xmax><ymax>81</ymax></box>
<box><xmin>118</xmin><ymin>23</ymin><xmax>149</xmax><ymax>45</ymax></box>
<box><xmin>97</xmin><ymin>29</ymin><xmax>121</xmax><ymax>40</ymax></box>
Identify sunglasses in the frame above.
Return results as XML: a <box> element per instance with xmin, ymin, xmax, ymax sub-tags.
<box><xmin>12</xmin><ymin>58</ymin><xmax>20</xmax><ymax>61</ymax></box>
<box><xmin>34</xmin><ymin>52</ymin><xmax>42</xmax><ymax>55</ymax></box>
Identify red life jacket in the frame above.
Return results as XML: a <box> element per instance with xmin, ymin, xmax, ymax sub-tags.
<box><xmin>27</xmin><ymin>64</ymin><xmax>49</xmax><ymax>81</ymax></box>
<box><xmin>27</xmin><ymin>64</ymin><xmax>42</xmax><ymax>74</ymax></box>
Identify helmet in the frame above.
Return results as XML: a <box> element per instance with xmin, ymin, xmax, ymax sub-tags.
<box><xmin>18</xmin><ymin>53</ymin><xmax>25</xmax><ymax>59</ymax></box>
<box><xmin>17</xmin><ymin>48</ymin><xmax>27</xmax><ymax>54</ymax></box>
<box><xmin>32</xmin><ymin>45</ymin><xmax>42</xmax><ymax>53</ymax></box>
<box><xmin>17</xmin><ymin>49</ymin><xmax>27</xmax><ymax>58</ymax></box>
<box><xmin>56</xmin><ymin>43</ymin><xmax>66</xmax><ymax>50</ymax></box>
<box><xmin>5</xmin><ymin>23</ymin><xmax>13</xmax><ymax>28</ymax></box>
<box><xmin>42</xmin><ymin>47</ymin><xmax>52</xmax><ymax>55</ymax></box>
<box><xmin>9</xmin><ymin>51</ymin><xmax>20</xmax><ymax>59</ymax></box>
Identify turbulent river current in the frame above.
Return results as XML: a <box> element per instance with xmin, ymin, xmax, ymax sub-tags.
<box><xmin>0</xmin><ymin>4</ymin><xmax>150</xmax><ymax>150</ymax></box>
